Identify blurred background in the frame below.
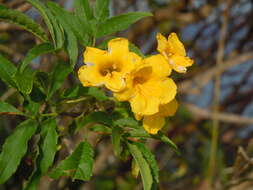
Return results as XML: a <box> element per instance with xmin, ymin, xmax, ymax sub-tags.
<box><xmin>1</xmin><ymin>0</ymin><xmax>253</xmax><ymax>189</ymax></box>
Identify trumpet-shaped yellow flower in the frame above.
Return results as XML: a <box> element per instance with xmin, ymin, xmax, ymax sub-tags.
<box><xmin>114</xmin><ymin>54</ymin><xmax>176</xmax><ymax>115</ymax></box>
<box><xmin>135</xmin><ymin>99</ymin><xmax>178</xmax><ymax>134</ymax></box>
<box><xmin>157</xmin><ymin>33</ymin><xmax>194</xmax><ymax>73</ymax></box>
<box><xmin>78</xmin><ymin>38</ymin><xmax>142</xmax><ymax>92</ymax></box>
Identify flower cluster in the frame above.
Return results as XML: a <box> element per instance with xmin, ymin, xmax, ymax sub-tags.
<box><xmin>78</xmin><ymin>33</ymin><xmax>194</xmax><ymax>134</ymax></box>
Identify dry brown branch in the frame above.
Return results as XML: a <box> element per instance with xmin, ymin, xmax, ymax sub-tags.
<box><xmin>184</xmin><ymin>103</ymin><xmax>253</xmax><ymax>125</ymax></box>
<box><xmin>178</xmin><ymin>52</ymin><xmax>253</xmax><ymax>95</ymax></box>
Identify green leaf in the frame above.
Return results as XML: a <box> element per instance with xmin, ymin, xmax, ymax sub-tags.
<box><xmin>40</xmin><ymin>118</ymin><xmax>58</xmax><ymax>174</ymax></box>
<box><xmin>86</xmin><ymin>87</ymin><xmax>108</xmax><ymax>101</ymax></box>
<box><xmin>23</xmin><ymin>172</ymin><xmax>40</xmax><ymax>190</ymax></box>
<box><xmin>74</xmin><ymin>0</ymin><xmax>93</xmax><ymax>20</ymax></box>
<box><xmin>113</xmin><ymin>117</ymin><xmax>139</xmax><ymax>128</ymax></box>
<box><xmin>89</xmin><ymin>124</ymin><xmax>111</xmax><ymax>133</ymax></box>
<box><xmin>47</xmin><ymin>61</ymin><xmax>72</xmax><ymax>99</ymax></box>
<box><xmin>47</xmin><ymin>1</ymin><xmax>88</xmax><ymax>46</ymax></box>
<box><xmin>127</xmin><ymin>142</ymin><xmax>153</xmax><ymax>190</ymax></box>
<box><xmin>97</xmin><ymin>12</ymin><xmax>152</xmax><ymax>37</ymax></box>
<box><xmin>23</xmin><ymin>119</ymin><xmax>58</xmax><ymax>190</ymax></box>
<box><xmin>34</xmin><ymin>72</ymin><xmax>49</xmax><ymax>94</ymax></box>
<box><xmin>27</xmin><ymin>0</ymin><xmax>64</xmax><ymax>49</ymax></box>
<box><xmin>0</xmin><ymin>101</ymin><xmax>24</xmax><ymax>115</ymax></box>
<box><xmin>74</xmin><ymin>0</ymin><xmax>93</xmax><ymax>35</ymax></box>
<box><xmin>19</xmin><ymin>43</ymin><xmax>55</xmax><ymax>72</ymax></box>
<box><xmin>0</xmin><ymin>54</ymin><xmax>17</xmax><ymax>87</ymax></box>
<box><xmin>46</xmin><ymin>2</ymin><xmax>78</xmax><ymax>67</ymax></box>
<box><xmin>111</xmin><ymin>126</ymin><xmax>123</xmax><ymax>157</ymax></box>
<box><xmin>14</xmin><ymin>67</ymin><xmax>35</xmax><ymax>94</ymax></box>
<box><xmin>134</xmin><ymin>142</ymin><xmax>159</xmax><ymax>186</ymax></box>
<box><xmin>0</xmin><ymin>5</ymin><xmax>47</xmax><ymax>42</ymax></box>
<box><xmin>24</xmin><ymin>97</ymin><xmax>40</xmax><ymax>117</ymax></box>
<box><xmin>75</xmin><ymin>111</ymin><xmax>113</xmax><ymax>132</ymax></box>
<box><xmin>154</xmin><ymin>132</ymin><xmax>180</xmax><ymax>155</ymax></box>
<box><xmin>50</xmin><ymin>141</ymin><xmax>94</xmax><ymax>181</ymax></box>
<box><xmin>62</xmin><ymin>85</ymin><xmax>108</xmax><ymax>101</ymax></box>
<box><xmin>94</xmin><ymin>0</ymin><xmax>110</xmax><ymax>21</ymax></box>
<box><xmin>0</xmin><ymin>119</ymin><xmax>38</xmax><ymax>184</ymax></box>
<box><xmin>129</xmin><ymin>42</ymin><xmax>145</xmax><ymax>58</ymax></box>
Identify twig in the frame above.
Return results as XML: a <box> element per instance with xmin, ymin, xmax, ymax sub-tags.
<box><xmin>208</xmin><ymin>0</ymin><xmax>231</xmax><ymax>187</ymax></box>
<box><xmin>184</xmin><ymin>103</ymin><xmax>253</xmax><ymax>125</ymax></box>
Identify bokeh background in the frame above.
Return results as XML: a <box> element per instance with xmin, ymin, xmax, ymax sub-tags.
<box><xmin>1</xmin><ymin>0</ymin><xmax>253</xmax><ymax>189</ymax></box>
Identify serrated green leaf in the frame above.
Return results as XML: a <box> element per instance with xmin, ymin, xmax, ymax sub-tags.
<box><xmin>97</xmin><ymin>12</ymin><xmax>152</xmax><ymax>37</ymax></box>
<box><xmin>0</xmin><ymin>119</ymin><xmax>38</xmax><ymax>184</ymax></box>
<box><xmin>23</xmin><ymin>119</ymin><xmax>58</xmax><ymax>190</ymax></box>
<box><xmin>34</xmin><ymin>72</ymin><xmax>49</xmax><ymax>94</ymax></box>
<box><xmin>0</xmin><ymin>54</ymin><xmax>17</xmax><ymax>87</ymax></box>
<box><xmin>24</xmin><ymin>97</ymin><xmax>40</xmax><ymax>116</ymax></box>
<box><xmin>75</xmin><ymin>111</ymin><xmax>113</xmax><ymax>132</ymax></box>
<box><xmin>14</xmin><ymin>67</ymin><xmax>35</xmax><ymax>94</ymax></box>
<box><xmin>62</xmin><ymin>85</ymin><xmax>108</xmax><ymax>101</ymax></box>
<box><xmin>113</xmin><ymin>117</ymin><xmax>139</xmax><ymax>128</ymax></box>
<box><xmin>47</xmin><ymin>1</ymin><xmax>88</xmax><ymax>45</ymax></box>
<box><xmin>50</xmin><ymin>141</ymin><xmax>94</xmax><ymax>181</ymax></box>
<box><xmin>94</xmin><ymin>0</ymin><xmax>110</xmax><ymax>21</ymax></box>
<box><xmin>134</xmin><ymin>142</ymin><xmax>159</xmax><ymax>187</ymax></box>
<box><xmin>89</xmin><ymin>124</ymin><xmax>111</xmax><ymax>133</ymax></box>
<box><xmin>47</xmin><ymin>61</ymin><xmax>72</xmax><ymax>99</ymax></box>
<box><xmin>0</xmin><ymin>101</ymin><xmax>24</xmax><ymax>115</ymax></box>
<box><xmin>86</xmin><ymin>87</ymin><xmax>108</xmax><ymax>101</ymax></box>
<box><xmin>0</xmin><ymin>5</ymin><xmax>47</xmax><ymax>41</ymax></box>
<box><xmin>112</xmin><ymin>126</ymin><xmax>122</xmax><ymax>157</ymax></box>
<box><xmin>74</xmin><ymin>0</ymin><xmax>93</xmax><ymax>36</ymax></box>
<box><xmin>40</xmin><ymin>118</ymin><xmax>58</xmax><ymax>174</ymax></box>
<box><xmin>46</xmin><ymin>2</ymin><xmax>78</xmax><ymax>67</ymax></box>
<box><xmin>129</xmin><ymin>42</ymin><xmax>145</xmax><ymax>58</ymax></box>
<box><xmin>74</xmin><ymin>0</ymin><xmax>93</xmax><ymax>20</ymax></box>
<box><xmin>27</xmin><ymin>0</ymin><xmax>64</xmax><ymax>49</ymax></box>
<box><xmin>23</xmin><ymin>172</ymin><xmax>40</xmax><ymax>190</ymax></box>
<box><xmin>154</xmin><ymin>132</ymin><xmax>179</xmax><ymax>155</ymax></box>
<box><xmin>19</xmin><ymin>43</ymin><xmax>55</xmax><ymax>72</ymax></box>
<box><xmin>127</xmin><ymin>142</ymin><xmax>153</xmax><ymax>190</ymax></box>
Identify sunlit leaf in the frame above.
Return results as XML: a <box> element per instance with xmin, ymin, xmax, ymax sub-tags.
<box><xmin>50</xmin><ymin>141</ymin><xmax>94</xmax><ymax>181</ymax></box>
<box><xmin>127</xmin><ymin>142</ymin><xmax>153</xmax><ymax>190</ymax></box>
<box><xmin>97</xmin><ymin>12</ymin><xmax>152</xmax><ymax>37</ymax></box>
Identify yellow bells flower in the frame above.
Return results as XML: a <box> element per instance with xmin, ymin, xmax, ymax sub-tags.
<box><xmin>156</xmin><ymin>32</ymin><xmax>194</xmax><ymax>73</ymax></box>
<box><xmin>78</xmin><ymin>38</ymin><xmax>142</xmax><ymax>92</ymax></box>
<box><xmin>114</xmin><ymin>54</ymin><xmax>176</xmax><ymax>116</ymax></box>
<box><xmin>135</xmin><ymin>99</ymin><xmax>178</xmax><ymax>134</ymax></box>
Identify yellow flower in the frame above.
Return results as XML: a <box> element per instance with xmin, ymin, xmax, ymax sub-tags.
<box><xmin>114</xmin><ymin>54</ymin><xmax>176</xmax><ymax>115</ymax></box>
<box><xmin>135</xmin><ymin>99</ymin><xmax>178</xmax><ymax>134</ymax></box>
<box><xmin>156</xmin><ymin>33</ymin><xmax>194</xmax><ymax>73</ymax></box>
<box><xmin>78</xmin><ymin>38</ymin><xmax>142</xmax><ymax>92</ymax></box>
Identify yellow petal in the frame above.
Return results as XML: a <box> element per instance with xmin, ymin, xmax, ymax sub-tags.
<box><xmin>83</xmin><ymin>47</ymin><xmax>106</xmax><ymax>65</ymax></box>
<box><xmin>169</xmin><ymin>55</ymin><xmax>194</xmax><ymax>73</ymax></box>
<box><xmin>159</xmin><ymin>78</ymin><xmax>177</xmax><ymax>104</ymax></box>
<box><xmin>78</xmin><ymin>65</ymin><xmax>104</xmax><ymax>87</ymax></box>
<box><xmin>167</xmin><ymin>33</ymin><xmax>186</xmax><ymax>56</ymax></box>
<box><xmin>159</xmin><ymin>99</ymin><xmax>178</xmax><ymax>117</ymax></box>
<box><xmin>104</xmin><ymin>72</ymin><xmax>126</xmax><ymax>92</ymax></box>
<box><xmin>130</xmin><ymin>93</ymin><xmax>160</xmax><ymax>115</ymax></box>
<box><xmin>143</xmin><ymin>115</ymin><xmax>165</xmax><ymax>134</ymax></box>
<box><xmin>108</xmin><ymin>38</ymin><xmax>129</xmax><ymax>55</ymax></box>
<box><xmin>134</xmin><ymin>113</ymin><xmax>143</xmax><ymax>121</ymax></box>
<box><xmin>114</xmin><ymin>86</ymin><xmax>134</xmax><ymax>101</ymax></box>
<box><xmin>156</xmin><ymin>33</ymin><xmax>167</xmax><ymax>54</ymax></box>
<box><xmin>144</xmin><ymin>54</ymin><xmax>172</xmax><ymax>78</ymax></box>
